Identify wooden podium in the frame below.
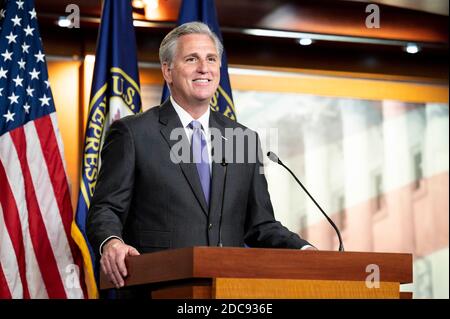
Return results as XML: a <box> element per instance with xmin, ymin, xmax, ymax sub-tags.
<box><xmin>99</xmin><ymin>247</ymin><xmax>413</xmax><ymax>299</ymax></box>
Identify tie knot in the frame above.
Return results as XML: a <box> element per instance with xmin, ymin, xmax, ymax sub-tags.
<box><xmin>189</xmin><ymin>120</ymin><xmax>202</xmax><ymax>130</ymax></box>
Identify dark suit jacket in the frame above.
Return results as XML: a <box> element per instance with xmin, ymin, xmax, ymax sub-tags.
<box><xmin>87</xmin><ymin>99</ymin><xmax>310</xmax><ymax>256</ymax></box>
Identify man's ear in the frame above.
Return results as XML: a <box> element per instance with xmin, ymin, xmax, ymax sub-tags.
<box><xmin>161</xmin><ymin>62</ymin><xmax>172</xmax><ymax>84</ymax></box>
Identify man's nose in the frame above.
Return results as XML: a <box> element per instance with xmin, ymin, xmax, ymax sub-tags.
<box><xmin>197</xmin><ymin>59</ymin><xmax>208</xmax><ymax>73</ymax></box>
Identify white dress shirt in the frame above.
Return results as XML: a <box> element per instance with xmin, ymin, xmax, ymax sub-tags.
<box><xmin>170</xmin><ymin>96</ymin><xmax>212</xmax><ymax>173</ymax></box>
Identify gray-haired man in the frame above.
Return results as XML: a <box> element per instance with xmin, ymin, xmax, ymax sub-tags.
<box><xmin>87</xmin><ymin>22</ymin><xmax>315</xmax><ymax>292</ymax></box>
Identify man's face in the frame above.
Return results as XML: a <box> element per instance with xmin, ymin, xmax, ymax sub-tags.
<box><xmin>162</xmin><ymin>34</ymin><xmax>220</xmax><ymax>108</ymax></box>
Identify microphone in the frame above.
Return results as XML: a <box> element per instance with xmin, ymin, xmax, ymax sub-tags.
<box><xmin>218</xmin><ymin>158</ymin><xmax>228</xmax><ymax>247</ymax></box>
<box><xmin>267</xmin><ymin>151</ymin><xmax>344</xmax><ymax>252</ymax></box>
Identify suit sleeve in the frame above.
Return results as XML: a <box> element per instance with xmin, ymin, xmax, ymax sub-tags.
<box><xmin>244</xmin><ymin>133</ymin><xmax>311</xmax><ymax>249</ymax></box>
<box><xmin>87</xmin><ymin>120</ymin><xmax>135</xmax><ymax>255</ymax></box>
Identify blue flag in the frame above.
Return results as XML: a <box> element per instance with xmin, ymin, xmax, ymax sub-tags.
<box><xmin>73</xmin><ymin>0</ymin><xmax>141</xmax><ymax>298</ymax></box>
<box><xmin>161</xmin><ymin>0</ymin><xmax>236</xmax><ymax>120</ymax></box>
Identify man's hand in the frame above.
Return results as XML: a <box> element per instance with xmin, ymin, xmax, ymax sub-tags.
<box><xmin>100</xmin><ymin>239</ymin><xmax>140</xmax><ymax>288</ymax></box>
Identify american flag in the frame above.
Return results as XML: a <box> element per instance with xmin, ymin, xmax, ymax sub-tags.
<box><xmin>0</xmin><ymin>0</ymin><xmax>85</xmax><ymax>298</ymax></box>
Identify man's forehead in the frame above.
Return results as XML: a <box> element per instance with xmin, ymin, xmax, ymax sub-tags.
<box><xmin>176</xmin><ymin>34</ymin><xmax>218</xmax><ymax>55</ymax></box>
<box><xmin>178</xmin><ymin>34</ymin><xmax>215</xmax><ymax>47</ymax></box>
<box><xmin>179</xmin><ymin>33</ymin><xmax>213</xmax><ymax>41</ymax></box>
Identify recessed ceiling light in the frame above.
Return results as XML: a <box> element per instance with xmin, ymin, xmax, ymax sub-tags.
<box><xmin>405</xmin><ymin>43</ymin><xmax>420</xmax><ymax>54</ymax></box>
<box><xmin>57</xmin><ymin>16</ymin><xmax>71</xmax><ymax>28</ymax></box>
<box><xmin>298</xmin><ymin>38</ymin><xmax>313</xmax><ymax>46</ymax></box>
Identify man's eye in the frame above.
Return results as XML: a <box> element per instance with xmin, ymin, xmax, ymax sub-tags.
<box><xmin>186</xmin><ymin>57</ymin><xmax>196</xmax><ymax>62</ymax></box>
<box><xmin>208</xmin><ymin>57</ymin><xmax>217</xmax><ymax>62</ymax></box>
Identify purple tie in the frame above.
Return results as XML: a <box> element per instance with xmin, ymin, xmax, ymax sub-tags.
<box><xmin>190</xmin><ymin>120</ymin><xmax>210</xmax><ymax>205</ymax></box>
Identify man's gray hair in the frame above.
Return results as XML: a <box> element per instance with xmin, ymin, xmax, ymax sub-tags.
<box><xmin>159</xmin><ymin>21</ymin><xmax>223</xmax><ymax>66</ymax></box>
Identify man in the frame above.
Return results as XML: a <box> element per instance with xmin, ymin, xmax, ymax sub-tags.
<box><xmin>87</xmin><ymin>22</ymin><xmax>315</xmax><ymax>290</ymax></box>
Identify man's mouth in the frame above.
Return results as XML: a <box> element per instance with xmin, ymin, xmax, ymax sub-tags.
<box><xmin>192</xmin><ymin>79</ymin><xmax>211</xmax><ymax>83</ymax></box>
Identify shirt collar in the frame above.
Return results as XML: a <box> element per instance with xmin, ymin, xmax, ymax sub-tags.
<box><xmin>170</xmin><ymin>96</ymin><xmax>210</xmax><ymax>131</ymax></box>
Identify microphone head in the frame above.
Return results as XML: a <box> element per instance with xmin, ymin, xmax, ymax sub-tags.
<box><xmin>267</xmin><ymin>151</ymin><xmax>280</xmax><ymax>164</ymax></box>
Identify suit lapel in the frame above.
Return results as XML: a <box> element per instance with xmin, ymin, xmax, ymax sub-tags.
<box><xmin>159</xmin><ymin>100</ymin><xmax>209</xmax><ymax>216</ymax></box>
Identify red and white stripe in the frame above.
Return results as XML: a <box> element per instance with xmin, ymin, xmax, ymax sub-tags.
<box><xmin>0</xmin><ymin>114</ymin><xmax>85</xmax><ymax>299</ymax></box>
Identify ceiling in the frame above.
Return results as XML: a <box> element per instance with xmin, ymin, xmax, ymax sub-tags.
<box><xmin>33</xmin><ymin>0</ymin><xmax>450</xmax><ymax>22</ymax></box>
<box><xmin>32</xmin><ymin>0</ymin><xmax>448</xmax><ymax>44</ymax></box>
